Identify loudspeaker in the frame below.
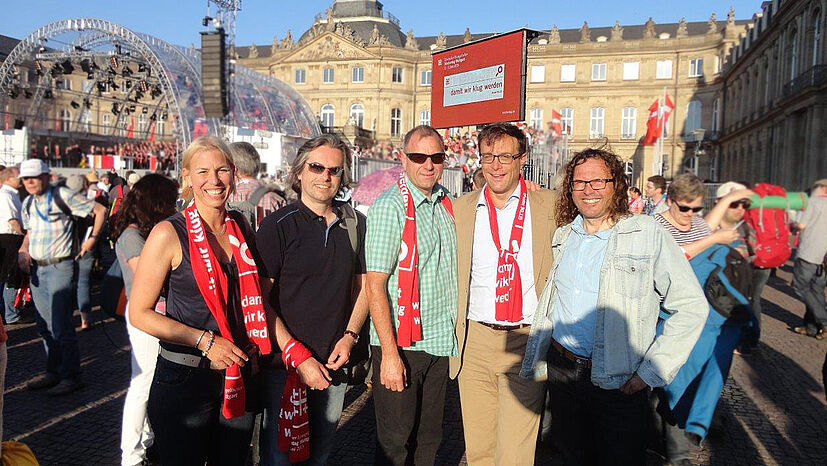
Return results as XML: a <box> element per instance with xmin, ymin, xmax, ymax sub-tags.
<box><xmin>14</xmin><ymin>119</ymin><xmax>24</xmax><ymax>129</ymax></box>
<box><xmin>201</xmin><ymin>29</ymin><xmax>227</xmax><ymax>118</ymax></box>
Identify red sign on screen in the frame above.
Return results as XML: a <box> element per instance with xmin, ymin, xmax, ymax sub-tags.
<box><xmin>430</xmin><ymin>30</ymin><xmax>528</xmax><ymax>129</ymax></box>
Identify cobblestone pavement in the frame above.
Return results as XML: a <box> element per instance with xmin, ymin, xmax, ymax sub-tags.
<box><xmin>3</xmin><ymin>263</ymin><xmax>826</xmax><ymax>465</ymax></box>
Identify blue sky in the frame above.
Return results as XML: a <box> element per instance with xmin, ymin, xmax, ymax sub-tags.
<box><xmin>3</xmin><ymin>0</ymin><xmax>764</xmax><ymax>47</ymax></box>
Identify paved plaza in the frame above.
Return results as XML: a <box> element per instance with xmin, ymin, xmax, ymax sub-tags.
<box><xmin>4</xmin><ymin>263</ymin><xmax>827</xmax><ymax>465</ymax></box>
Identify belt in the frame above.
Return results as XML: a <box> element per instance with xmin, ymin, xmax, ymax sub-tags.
<box><xmin>33</xmin><ymin>256</ymin><xmax>72</xmax><ymax>266</ymax></box>
<box><xmin>159</xmin><ymin>347</ymin><xmax>211</xmax><ymax>369</ymax></box>
<box><xmin>476</xmin><ymin>321</ymin><xmax>530</xmax><ymax>332</ymax></box>
<box><xmin>550</xmin><ymin>339</ymin><xmax>592</xmax><ymax>368</ymax></box>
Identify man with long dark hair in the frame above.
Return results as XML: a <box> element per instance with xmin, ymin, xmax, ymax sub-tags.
<box><xmin>520</xmin><ymin>148</ymin><xmax>708</xmax><ymax>464</ymax></box>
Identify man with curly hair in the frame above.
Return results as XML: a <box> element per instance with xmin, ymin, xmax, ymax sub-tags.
<box><xmin>520</xmin><ymin>148</ymin><xmax>708</xmax><ymax>464</ymax></box>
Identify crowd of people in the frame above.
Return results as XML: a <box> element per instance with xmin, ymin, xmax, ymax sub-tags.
<box><xmin>0</xmin><ymin>122</ymin><xmax>825</xmax><ymax>466</ymax></box>
<box><xmin>28</xmin><ymin>140</ymin><xmax>179</xmax><ymax>171</ymax></box>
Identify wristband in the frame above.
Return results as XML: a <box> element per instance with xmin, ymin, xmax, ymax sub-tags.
<box><xmin>195</xmin><ymin>330</ymin><xmax>207</xmax><ymax>349</ymax></box>
<box><xmin>344</xmin><ymin>329</ymin><xmax>360</xmax><ymax>342</ymax></box>
<box><xmin>282</xmin><ymin>338</ymin><xmax>312</xmax><ymax>369</ymax></box>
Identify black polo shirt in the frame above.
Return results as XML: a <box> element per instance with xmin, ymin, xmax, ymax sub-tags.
<box><xmin>256</xmin><ymin>201</ymin><xmax>366</xmax><ymax>360</ymax></box>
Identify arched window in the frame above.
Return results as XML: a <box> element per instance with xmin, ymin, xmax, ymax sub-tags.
<box><xmin>419</xmin><ymin>109</ymin><xmax>431</xmax><ymax>126</ymax></box>
<box><xmin>530</xmin><ymin>107</ymin><xmax>544</xmax><ymax>130</ymax></box>
<box><xmin>320</xmin><ymin>104</ymin><xmax>335</xmax><ymax>128</ymax></box>
<box><xmin>59</xmin><ymin>109</ymin><xmax>72</xmax><ymax>132</ymax></box>
<box><xmin>102</xmin><ymin>114</ymin><xmax>111</xmax><ymax>130</ymax></box>
<box><xmin>789</xmin><ymin>28</ymin><xmax>799</xmax><ymax>79</ymax></box>
<box><xmin>712</xmin><ymin>98</ymin><xmax>720</xmax><ymax>132</ymax></box>
<box><xmin>560</xmin><ymin>107</ymin><xmax>573</xmax><ymax>135</ymax></box>
<box><xmin>81</xmin><ymin>110</ymin><xmax>91</xmax><ymax>132</ymax></box>
<box><xmin>588</xmin><ymin>107</ymin><xmax>604</xmax><ymax>139</ymax></box>
<box><xmin>349</xmin><ymin>103</ymin><xmax>365</xmax><ymax>128</ymax></box>
<box><xmin>138</xmin><ymin>113</ymin><xmax>148</xmax><ymax>135</ymax></box>
<box><xmin>390</xmin><ymin>108</ymin><xmax>402</xmax><ymax>137</ymax></box>
<box><xmin>686</xmin><ymin>100</ymin><xmax>702</xmax><ymax>135</ymax></box>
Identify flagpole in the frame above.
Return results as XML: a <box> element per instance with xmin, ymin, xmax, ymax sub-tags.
<box><xmin>657</xmin><ymin>86</ymin><xmax>666</xmax><ymax>176</ymax></box>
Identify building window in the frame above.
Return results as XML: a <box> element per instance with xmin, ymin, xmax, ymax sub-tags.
<box><xmin>390</xmin><ymin>108</ymin><xmax>402</xmax><ymax>137</ymax></box>
<box><xmin>621</xmin><ymin>107</ymin><xmax>637</xmax><ymax>139</ymax></box>
<box><xmin>656</xmin><ymin>60</ymin><xmax>673</xmax><ymax>79</ymax></box>
<box><xmin>156</xmin><ymin>120</ymin><xmax>165</xmax><ymax>136</ymax></box>
<box><xmin>102</xmin><ymin>114</ymin><xmax>111</xmax><ymax>130</ymax></box>
<box><xmin>530</xmin><ymin>107</ymin><xmax>544</xmax><ymax>130</ymax></box>
<box><xmin>349</xmin><ymin>103</ymin><xmax>365</xmax><ymax>127</ymax></box>
<box><xmin>789</xmin><ymin>29</ymin><xmax>798</xmax><ymax>79</ymax></box>
<box><xmin>560</xmin><ymin>64</ymin><xmax>576</xmax><ymax>82</ymax></box>
<box><xmin>560</xmin><ymin>107</ymin><xmax>574</xmax><ymax>135</ymax></box>
<box><xmin>294</xmin><ymin>68</ymin><xmax>306</xmax><ymax>84</ymax></box>
<box><xmin>323</xmin><ymin>67</ymin><xmax>335</xmax><ymax>84</ymax></box>
<box><xmin>138</xmin><ymin>113</ymin><xmax>148</xmax><ymax>134</ymax></box>
<box><xmin>589</xmin><ymin>107</ymin><xmax>605</xmax><ymax>138</ymax></box>
<box><xmin>392</xmin><ymin>67</ymin><xmax>403</xmax><ymax>83</ymax></box>
<box><xmin>80</xmin><ymin>111</ymin><xmax>91</xmax><ymax>132</ymax></box>
<box><xmin>686</xmin><ymin>100</ymin><xmax>702</xmax><ymax>135</ymax></box>
<box><xmin>419</xmin><ymin>109</ymin><xmax>431</xmax><ymax>126</ymax></box>
<box><xmin>59</xmin><ymin>109</ymin><xmax>71</xmax><ymax>132</ymax></box>
<box><xmin>352</xmin><ymin>66</ymin><xmax>364</xmax><ymax>83</ymax></box>
<box><xmin>712</xmin><ymin>98</ymin><xmax>720</xmax><ymax>131</ymax></box>
<box><xmin>813</xmin><ymin>10</ymin><xmax>822</xmax><ymax>66</ymax></box>
<box><xmin>320</xmin><ymin>104</ymin><xmax>335</xmax><ymax>128</ymax></box>
<box><xmin>420</xmin><ymin>69</ymin><xmax>431</xmax><ymax>86</ymax></box>
<box><xmin>530</xmin><ymin>65</ymin><xmax>545</xmax><ymax>83</ymax></box>
<box><xmin>591</xmin><ymin>63</ymin><xmax>607</xmax><ymax>81</ymax></box>
<box><xmin>55</xmin><ymin>78</ymin><xmax>72</xmax><ymax>91</ymax></box>
<box><xmin>688</xmin><ymin>58</ymin><xmax>704</xmax><ymax>77</ymax></box>
<box><xmin>622</xmin><ymin>62</ymin><xmax>639</xmax><ymax>80</ymax></box>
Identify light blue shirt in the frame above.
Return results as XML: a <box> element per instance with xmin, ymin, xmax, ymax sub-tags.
<box><xmin>551</xmin><ymin>215</ymin><xmax>611</xmax><ymax>357</ymax></box>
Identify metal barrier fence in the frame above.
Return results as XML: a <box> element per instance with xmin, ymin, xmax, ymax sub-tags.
<box><xmin>352</xmin><ymin>156</ymin><xmax>465</xmax><ymax>198</ymax></box>
<box><xmin>522</xmin><ymin>140</ymin><xmax>570</xmax><ymax>189</ymax></box>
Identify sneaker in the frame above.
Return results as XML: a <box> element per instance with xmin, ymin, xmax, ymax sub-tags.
<box><xmin>46</xmin><ymin>379</ymin><xmax>83</xmax><ymax>396</ymax></box>
<box><xmin>6</xmin><ymin>315</ymin><xmax>35</xmax><ymax>326</ymax></box>
<box><xmin>26</xmin><ymin>373</ymin><xmax>61</xmax><ymax>390</ymax></box>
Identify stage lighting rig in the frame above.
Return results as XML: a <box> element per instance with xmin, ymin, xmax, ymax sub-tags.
<box><xmin>71</xmin><ymin>101</ymin><xmax>80</xmax><ymax>109</ymax></box>
<box><xmin>43</xmin><ymin>89</ymin><xmax>54</xmax><ymax>99</ymax></box>
<box><xmin>111</xmin><ymin>103</ymin><xmax>121</xmax><ymax>115</ymax></box>
<box><xmin>34</xmin><ymin>60</ymin><xmax>44</xmax><ymax>76</ymax></box>
<box><xmin>122</xmin><ymin>65</ymin><xmax>133</xmax><ymax>77</ymax></box>
<box><xmin>60</xmin><ymin>60</ymin><xmax>74</xmax><ymax>74</ymax></box>
<box><xmin>110</xmin><ymin>55</ymin><xmax>120</xmax><ymax>69</ymax></box>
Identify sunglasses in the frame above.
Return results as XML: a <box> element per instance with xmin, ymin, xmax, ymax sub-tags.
<box><xmin>675</xmin><ymin>202</ymin><xmax>704</xmax><ymax>213</ymax></box>
<box><xmin>306</xmin><ymin>162</ymin><xmax>344</xmax><ymax>177</ymax></box>
<box><xmin>405</xmin><ymin>152</ymin><xmax>446</xmax><ymax>164</ymax></box>
<box><xmin>729</xmin><ymin>200</ymin><xmax>751</xmax><ymax>209</ymax></box>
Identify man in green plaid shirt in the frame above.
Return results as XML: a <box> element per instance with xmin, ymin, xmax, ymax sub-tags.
<box><xmin>366</xmin><ymin>125</ymin><xmax>457</xmax><ymax>465</ymax></box>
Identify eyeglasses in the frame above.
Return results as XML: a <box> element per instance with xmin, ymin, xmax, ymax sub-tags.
<box><xmin>479</xmin><ymin>153</ymin><xmax>523</xmax><ymax>165</ymax></box>
<box><xmin>571</xmin><ymin>178</ymin><xmax>614</xmax><ymax>191</ymax></box>
<box><xmin>306</xmin><ymin>162</ymin><xmax>344</xmax><ymax>177</ymax></box>
<box><xmin>675</xmin><ymin>202</ymin><xmax>704</xmax><ymax>213</ymax></box>
<box><xmin>405</xmin><ymin>152</ymin><xmax>446</xmax><ymax>164</ymax></box>
<box><xmin>729</xmin><ymin>200</ymin><xmax>751</xmax><ymax>209</ymax></box>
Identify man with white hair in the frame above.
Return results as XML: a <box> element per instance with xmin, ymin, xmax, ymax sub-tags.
<box><xmin>792</xmin><ymin>179</ymin><xmax>827</xmax><ymax>340</ymax></box>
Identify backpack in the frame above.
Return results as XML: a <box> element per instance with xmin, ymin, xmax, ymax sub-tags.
<box><xmin>744</xmin><ymin>183</ymin><xmax>792</xmax><ymax>268</ymax></box>
<box><xmin>24</xmin><ymin>186</ymin><xmax>92</xmax><ymax>257</ymax></box>
<box><xmin>109</xmin><ymin>184</ymin><xmax>125</xmax><ymax>217</ymax></box>
<box><xmin>227</xmin><ymin>184</ymin><xmax>286</xmax><ymax>230</ymax></box>
<box><xmin>689</xmin><ymin>244</ymin><xmax>754</xmax><ymax>321</ymax></box>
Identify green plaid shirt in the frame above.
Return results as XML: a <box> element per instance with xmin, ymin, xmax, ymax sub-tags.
<box><xmin>366</xmin><ymin>175</ymin><xmax>458</xmax><ymax>356</ymax></box>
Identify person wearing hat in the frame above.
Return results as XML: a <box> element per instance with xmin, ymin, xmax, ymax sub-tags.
<box><xmin>18</xmin><ymin>159</ymin><xmax>107</xmax><ymax>395</ymax></box>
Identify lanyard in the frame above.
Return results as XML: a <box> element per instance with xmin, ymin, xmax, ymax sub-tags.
<box><xmin>33</xmin><ymin>189</ymin><xmax>53</xmax><ymax>222</ymax></box>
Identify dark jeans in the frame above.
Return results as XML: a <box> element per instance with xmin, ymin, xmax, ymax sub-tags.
<box><xmin>792</xmin><ymin>258</ymin><xmax>827</xmax><ymax>332</ymax></box>
<box><xmin>546</xmin><ymin>344</ymin><xmax>648</xmax><ymax>466</ymax></box>
<box><xmin>147</xmin><ymin>356</ymin><xmax>255</xmax><ymax>466</ymax></box>
<box><xmin>743</xmin><ymin>267</ymin><xmax>772</xmax><ymax>347</ymax></box>
<box><xmin>371</xmin><ymin>347</ymin><xmax>448</xmax><ymax>466</ymax></box>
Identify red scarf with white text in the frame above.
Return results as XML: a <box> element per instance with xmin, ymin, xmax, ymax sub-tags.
<box><xmin>278</xmin><ymin>339</ymin><xmax>312</xmax><ymax>463</ymax></box>
<box><xmin>484</xmin><ymin>178</ymin><xmax>527</xmax><ymax>322</ymax></box>
<box><xmin>185</xmin><ymin>204</ymin><xmax>272</xmax><ymax>419</ymax></box>
<box><xmin>396</xmin><ymin>174</ymin><xmax>454</xmax><ymax>347</ymax></box>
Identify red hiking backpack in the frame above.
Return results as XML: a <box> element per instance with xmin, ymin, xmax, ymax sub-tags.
<box><xmin>744</xmin><ymin>183</ymin><xmax>792</xmax><ymax>268</ymax></box>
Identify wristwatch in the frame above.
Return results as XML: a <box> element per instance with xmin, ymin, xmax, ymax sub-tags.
<box><xmin>344</xmin><ymin>329</ymin><xmax>359</xmax><ymax>342</ymax></box>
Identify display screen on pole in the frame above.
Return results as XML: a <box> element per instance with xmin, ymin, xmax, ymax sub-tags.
<box><xmin>430</xmin><ymin>30</ymin><xmax>529</xmax><ymax>129</ymax></box>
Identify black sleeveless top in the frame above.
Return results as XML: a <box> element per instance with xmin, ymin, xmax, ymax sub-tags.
<box><xmin>162</xmin><ymin>212</ymin><xmax>251</xmax><ymax>356</ymax></box>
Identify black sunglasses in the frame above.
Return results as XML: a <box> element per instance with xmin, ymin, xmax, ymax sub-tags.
<box><xmin>306</xmin><ymin>162</ymin><xmax>344</xmax><ymax>177</ymax></box>
<box><xmin>405</xmin><ymin>152</ymin><xmax>446</xmax><ymax>164</ymax></box>
<box><xmin>729</xmin><ymin>200</ymin><xmax>751</xmax><ymax>209</ymax></box>
<box><xmin>675</xmin><ymin>202</ymin><xmax>703</xmax><ymax>213</ymax></box>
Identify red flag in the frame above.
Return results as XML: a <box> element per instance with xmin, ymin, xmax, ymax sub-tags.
<box><xmin>658</xmin><ymin>94</ymin><xmax>675</xmax><ymax>135</ymax></box>
<box><xmin>126</xmin><ymin>117</ymin><xmax>135</xmax><ymax>139</ymax></box>
<box><xmin>550</xmin><ymin>109</ymin><xmax>563</xmax><ymax>137</ymax></box>
<box><xmin>642</xmin><ymin>99</ymin><xmax>660</xmax><ymax>146</ymax></box>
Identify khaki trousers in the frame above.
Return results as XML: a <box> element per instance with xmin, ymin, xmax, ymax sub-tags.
<box><xmin>458</xmin><ymin>320</ymin><xmax>545</xmax><ymax>465</ymax></box>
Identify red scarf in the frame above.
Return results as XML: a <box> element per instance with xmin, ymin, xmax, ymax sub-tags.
<box><xmin>185</xmin><ymin>204</ymin><xmax>272</xmax><ymax>419</ymax></box>
<box><xmin>396</xmin><ymin>175</ymin><xmax>454</xmax><ymax>347</ymax></box>
<box><xmin>484</xmin><ymin>179</ymin><xmax>528</xmax><ymax>323</ymax></box>
<box><xmin>278</xmin><ymin>339</ymin><xmax>312</xmax><ymax>463</ymax></box>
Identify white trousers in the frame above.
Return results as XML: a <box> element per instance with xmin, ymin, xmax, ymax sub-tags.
<box><xmin>120</xmin><ymin>304</ymin><xmax>160</xmax><ymax>466</ymax></box>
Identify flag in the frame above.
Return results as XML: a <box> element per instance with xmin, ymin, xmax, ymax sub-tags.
<box><xmin>642</xmin><ymin>99</ymin><xmax>660</xmax><ymax>146</ymax></box>
<box><xmin>126</xmin><ymin>117</ymin><xmax>134</xmax><ymax>139</ymax></box>
<box><xmin>659</xmin><ymin>94</ymin><xmax>675</xmax><ymax>135</ymax></box>
<box><xmin>550</xmin><ymin>109</ymin><xmax>563</xmax><ymax>137</ymax></box>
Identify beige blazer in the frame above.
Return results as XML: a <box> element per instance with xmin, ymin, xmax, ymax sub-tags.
<box><xmin>449</xmin><ymin>188</ymin><xmax>557</xmax><ymax>379</ymax></box>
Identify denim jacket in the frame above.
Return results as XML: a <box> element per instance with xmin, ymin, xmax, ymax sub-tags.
<box><xmin>520</xmin><ymin>214</ymin><xmax>708</xmax><ymax>389</ymax></box>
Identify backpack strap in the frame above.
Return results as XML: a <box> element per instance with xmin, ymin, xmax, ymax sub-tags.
<box><xmin>339</xmin><ymin>203</ymin><xmax>359</xmax><ymax>255</ymax></box>
<box><xmin>247</xmin><ymin>184</ymin><xmax>274</xmax><ymax>207</ymax></box>
<box><xmin>51</xmin><ymin>186</ymin><xmax>74</xmax><ymax>217</ymax></box>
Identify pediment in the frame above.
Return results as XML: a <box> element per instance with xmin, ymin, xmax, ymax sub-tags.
<box><xmin>278</xmin><ymin>33</ymin><xmax>377</xmax><ymax>63</ymax></box>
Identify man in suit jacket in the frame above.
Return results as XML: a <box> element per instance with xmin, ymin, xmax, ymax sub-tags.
<box><xmin>450</xmin><ymin>123</ymin><xmax>556</xmax><ymax>465</ymax></box>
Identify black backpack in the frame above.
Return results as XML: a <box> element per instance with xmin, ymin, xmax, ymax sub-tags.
<box><xmin>24</xmin><ymin>186</ymin><xmax>92</xmax><ymax>257</ymax></box>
